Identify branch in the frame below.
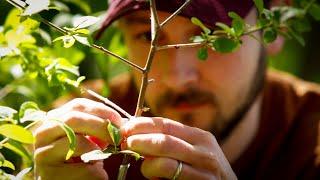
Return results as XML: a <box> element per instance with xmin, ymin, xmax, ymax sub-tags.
<box><xmin>160</xmin><ymin>0</ymin><xmax>192</xmax><ymax>27</ymax></box>
<box><xmin>86</xmin><ymin>89</ymin><xmax>133</xmax><ymax>119</ymax></box>
<box><xmin>6</xmin><ymin>0</ymin><xmax>144</xmax><ymax>73</ymax></box>
<box><xmin>157</xmin><ymin>41</ymin><xmax>204</xmax><ymax>51</ymax></box>
<box><xmin>134</xmin><ymin>0</ymin><xmax>160</xmax><ymax>116</ymax></box>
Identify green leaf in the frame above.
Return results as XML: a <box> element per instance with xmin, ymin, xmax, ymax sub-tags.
<box><xmin>309</xmin><ymin>4</ymin><xmax>320</xmax><ymax>21</ymax></box>
<box><xmin>0</xmin><ymin>106</ymin><xmax>17</xmax><ymax>119</ymax></box>
<box><xmin>215</xmin><ymin>22</ymin><xmax>233</xmax><ymax>35</ymax></box>
<box><xmin>20</xmin><ymin>110</ymin><xmax>46</xmax><ymax>123</ymax></box>
<box><xmin>0</xmin><ymin>153</ymin><xmax>15</xmax><ymax>170</ymax></box>
<box><xmin>119</xmin><ymin>150</ymin><xmax>141</xmax><ymax>161</ymax></box>
<box><xmin>74</xmin><ymin>35</ymin><xmax>92</xmax><ymax>47</ymax></box>
<box><xmin>191</xmin><ymin>17</ymin><xmax>211</xmax><ymax>34</ymax></box>
<box><xmin>0</xmin><ymin>124</ymin><xmax>34</xmax><ymax>144</ymax></box>
<box><xmin>197</xmin><ymin>48</ymin><xmax>208</xmax><ymax>61</ymax></box>
<box><xmin>254</xmin><ymin>0</ymin><xmax>264</xmax><ymax>14</ymax></box>
<box><xmin>19</xmin><ymin>101</ymin><xmax>39</xmax><ymax>119</ymax></box>
<box><xmin>3</xmin><ymin>140</ymin><xmax>32</xmax><ymax>162</ymax></box>
<box><xmin>63</xmin><ymin>36</ymin><xmax>76</xmax><ymax>48</ymax></box>
<box><xmin>288</xmin><ymin>28</ymin><xmax>305</xmax><ymax>46</ymax></box>
<box><xmin>263</xmin><ymin>28</ymin><xmax>278</xmax><ymax>43</ymax></box>
<box><xmin>190</xmin><ymin>36</ymin><xmax>205</xmax><ymax>43</ymax></box>
<box><xmin>56</xmin><ymin>58</ymin><xmax>80</xmax><ymax>76</ymax></box>
<box><xmin>51</xmin><ymin>119</ymin><xmax>76</xmax><ymax>160</ymax></box>
<box><xmin>292</xmin><ymin>18</ymin><xmax>311</xmax><ymax>33</ymax></box>
<box><xmin>107</xmin><ymin>121</ymin><xmax>121</xmax><ymax>146</ymax></box>
<box><xmin>81</xmin><ymin>150</ymin><xmax>112</xmax><ymax>163</ymax></box>
<box><xmin>22</xmin><ymin>0</ymin><xmax>50</xmax><ymax>16</ymax></box>
<box><xmin>53</xmin><ymin>35</ymin><xmax>76</xmax><ymax>48</ymax></box>
<box><xmin>0</xmin><ymin>153</ymin><xmax>4</xmax><ymax>165</ymax></box>
<box><xmin>2</xmin><ymin>160</ymin><xmax>15</xmax><ymax>170</ymax></box>
<box><xmin>212</xmin><ymin>38</ymin><xmax>239</xmax><ymax>53</ymax></box>
<box><xmin>75</xmin><ymin>29</ymin><xmax>90</xmax><ymax>35</ymax></box>
<box><xmin>72</xmin><ymin>16</ymin><xmax>100</xmax><ymax>29</ymax></box>
<box><xmin>0</xmin><ymin>47</ymin><xmax>15</xmax><ymax>58</ymax></box>
<box><xmin>229</xmin><ymin>12</ymin><xmax>245</xmax><ymax>36</ymax></box>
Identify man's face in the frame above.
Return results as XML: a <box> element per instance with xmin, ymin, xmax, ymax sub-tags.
<box><xmin>118</xmin><ymin>9</ymin><xmax>262</xmax><ymax>136</ymax></box>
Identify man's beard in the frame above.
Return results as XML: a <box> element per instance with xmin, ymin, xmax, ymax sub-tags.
<box><xmin>153</xmin><ymin>51</ymin><xmax>266</xmax><ymax>143</ymax></box>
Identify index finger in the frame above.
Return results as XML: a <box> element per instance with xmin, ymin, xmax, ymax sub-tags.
<box><xmin>121</xmin><ymin>117</ymin><xmax>214</xmax><ymax>145</ymax></box>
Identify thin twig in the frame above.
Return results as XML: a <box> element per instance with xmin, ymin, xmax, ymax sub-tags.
<box><xmin>86</xmin><ymin>89</ymin><xmax>133</xmax><ymax>119</ymax></box>
<box><xmin>92</xmin><ymin>44</ymin><xmax>144</xmax><ymax>72</ymax></box>
<box><xmin>160</xmin><ymin>0</ymin><xmax>192</xmax><ymax>27</ymax></box>
<box><xmin>6</xmin><ymin>0</ymin><xmax>144</xmax><ymax>73</ymax></box>
<box><xmin>157</xmin><ymin>41</ymin><xmax>204</xmax><ymax>51</ymax></box>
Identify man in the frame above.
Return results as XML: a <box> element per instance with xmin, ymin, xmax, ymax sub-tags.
<box><xmin>33</xmin><ymin>0</ymin><xmax>320</xmax><ymax>179</ymax></box>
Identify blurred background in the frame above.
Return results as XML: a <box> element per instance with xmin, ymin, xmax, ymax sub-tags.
<box><xmin>0</xmin><ymin>0</ymin><xmax>319</xmax><ymax>175</ymax></box>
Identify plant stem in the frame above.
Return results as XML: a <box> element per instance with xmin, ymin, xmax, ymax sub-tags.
<box><xmin>160</xmin><ymin>0</ymin><xmax>192</xmax><ymax>27</ymax></box>
<box><xmin>157</xmin><ymin>41</ymin><xmax>204</xmax><ymax>51</ymax></box>
<box><xmin>86</xmin><ymin>89</ymin><xmax>133</xmax><ymax>119</ymax></box>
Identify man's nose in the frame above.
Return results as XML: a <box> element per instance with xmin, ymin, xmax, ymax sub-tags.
<box><xmin>161</xmin><ymin>48</ymin><xmax>201</xmax><ymax>90</ymax></box>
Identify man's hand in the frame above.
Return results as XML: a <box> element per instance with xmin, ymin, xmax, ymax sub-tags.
<box><xmin>34</xmin><ymin>98</ymin><xmax>123</xmax><ymax>180</ymax></box>
<box><xmin>122</xmin><ymin>117</ymin><xmax>237</xmax><ymax>180</ymax></box>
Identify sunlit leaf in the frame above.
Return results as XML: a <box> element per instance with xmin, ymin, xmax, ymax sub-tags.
<box><xmin>119</xmin><ymin>150</ymin><xmax>141</xmax><ymax>161</ymax></box>
<box><xmin>191</xmin><ymin>17</ymin><xmax>211</xmax><ymax>34</ymax></box>
<box><xmin>19</xmin><ymin>101</ymin><xmax>39</xmax><ymax>118</ymax></box>
<box><xmin>2</xmin><ymin>160</ymin><xmax>15</xmax><ymax>170</ymax></box>
<box><xmin>190</xmin><ymin>36</ymin><xmax>205</xmax><ymax>43</ymax></box>
<box><xmin>0</xmin><ymin>124</ymin><xmax>34</xmax><ymax>144</ymax></box>
<box><xmin>53</xmin><ymin>35</ymin><xmax>75</xmax><ymax>48</ymax></box>
<box><xmin>3</xmin><ymin>139</ymin><xmax>32</xmax><ymax>162</ymax></box>
<box><xmin>22</xmin><ymin>0</ymin><xmax>50</xmax><ymax>16</ymax></box>
<box><xmin>74</xmin><ymin>35</ymin><xmax>92</xmax><ymax>47</ymax></box>
<box><xmin>81</xmin><ymin>150</ymin><xmax>112</xmax><ymax>163</ymax></box>
<box><xmin>107</xmin><ymin>121</ymin><xmax>121</xmax><ymax>146</ymax></box>
<box><xmin>0</xmin><ymin>106</ymin><xmax>17</xmax><ymax>119</ymax></box>
<box><xmin>0</xmin><ymin>47</ymin><xmax>14</xmax><ymax>58</ymax></box>
<box><xmin>51</xmin><ymin>119</ymin><xmax>76</xmax><ymax>160</ymax></box>
<box><xmin>72</xmin><ymin>16</ymin><xmax>100</xmax><ymax>29</ymax></box>
<box><xmin>63</xmin><ymin>36</ymin><xmax>76</xmax><ymax>48</ymax></box>
<box><xmin>75</xmin><ymin>29</ymin><xmax>90</xmax><ymax>35</ymax></box>
<box><xmin>5</xmin><ymin>30</ymin><xmax>36</xmax><ymax>47</ymax></box>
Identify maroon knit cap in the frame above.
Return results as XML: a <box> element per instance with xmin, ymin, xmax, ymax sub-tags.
<box><xmin>97</xmin><ymin>0</ymin><xmax>269</xmax><ymax>38</ymax></box>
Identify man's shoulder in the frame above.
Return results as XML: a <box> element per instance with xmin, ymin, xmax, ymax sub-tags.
<box><xmin>266</xmin><ymin>69</ymin><xmax>320</xmax><ymax>96</ymax></box>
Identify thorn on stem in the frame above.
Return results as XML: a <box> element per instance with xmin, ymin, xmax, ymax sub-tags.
<box><xmin>148</xmin><ymin>79</ymin><xmax>155</xmax><ymax>84</ymax></box>
<box><xmin>142</xmin><ymin>107</ymin><xmax>150</xmax><ymax>112</ymax></box>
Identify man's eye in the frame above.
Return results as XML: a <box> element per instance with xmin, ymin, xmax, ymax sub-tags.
<box><xmin>136</xmin><ymin>31</ymin><xmax>152</xmax><ymax>41</ymax></box>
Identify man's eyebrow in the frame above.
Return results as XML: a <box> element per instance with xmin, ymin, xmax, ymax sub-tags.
<box><xmin>124</xmin><ymin>16</ymin><xmax>150</xmax><ymax>25</ymax></box>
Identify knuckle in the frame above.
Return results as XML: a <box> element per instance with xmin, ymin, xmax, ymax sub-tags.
<box><xmin>202</xmin><ymin>130</ymin><xmax>216</xmax><ymax>144</ymax></box>
<box><xmin>153</xmin><ymin>134</ymin><xmax>168</xmax><ymax>153</ymax></box>
<box><xmin>69</xmin><ymin>98</ymin><xmax>90</xmax><ymax>111</ymax></box>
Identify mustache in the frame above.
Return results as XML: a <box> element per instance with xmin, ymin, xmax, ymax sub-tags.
<box><xmin>155</xmin><ymin>87</ymin><xmax>218</xmax><ymax>109</ymax></box>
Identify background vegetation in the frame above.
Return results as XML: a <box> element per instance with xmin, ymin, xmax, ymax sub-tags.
<box><xmin>0</xmin><ymin>0</ymin><xmax>320</xmax><ymax>177</ymax></box>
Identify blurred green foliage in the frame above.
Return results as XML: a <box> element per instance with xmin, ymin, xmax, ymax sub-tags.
<box><xmin>0</xmin><ymin>0</ymin><xmax>319</xmax><ymax>177</ymax></box>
